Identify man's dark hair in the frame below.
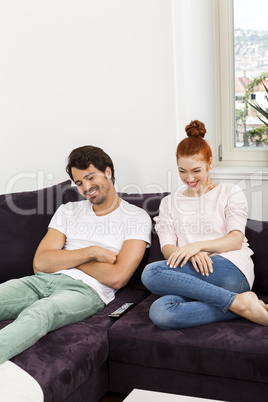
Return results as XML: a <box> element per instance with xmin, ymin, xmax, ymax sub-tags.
<box><xmin>66</xmin><ymin>146</ymin><xmax>115</xmax><ymax>184</ymax></box>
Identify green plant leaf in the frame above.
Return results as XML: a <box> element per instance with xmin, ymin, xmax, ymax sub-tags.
<box><xmin>247</xmin><ymin>100</ymin><xmax>268</xmax><ymax>126</ymax></box>
<box><xmin>263</xmin><ymin>82</ymin><xmax>268</xmax><ymax>95</ymax></box>
<box><xmin>259</xmin><ymin>117</ymin><xmax>268</xmax><ymax>127</ymax></box>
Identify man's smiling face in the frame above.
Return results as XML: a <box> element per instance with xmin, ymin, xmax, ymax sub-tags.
<box><xmin>72</xmin><ymin>164</ymin><xmax>113</xmax><ymax>206</ymax></box>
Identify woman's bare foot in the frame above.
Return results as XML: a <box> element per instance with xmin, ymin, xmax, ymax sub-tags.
<box><xmin>230</xmin><ymin>292</ymin><xmax>268</xmax><ymax>326</ymax></box>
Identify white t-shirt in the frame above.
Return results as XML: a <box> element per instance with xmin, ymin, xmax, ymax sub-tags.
<box><xmin>154</xmin><ymin>183</ymin><xmax>254</xmax><ymax>288</ymax></box>
<box><xmin>49</xmin><ymin>199</ymin><xmax>152</xmax><ymax>303</ymax></box>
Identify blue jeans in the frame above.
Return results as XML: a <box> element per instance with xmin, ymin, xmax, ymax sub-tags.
<box><xmin>0</xmin><ymin>272</ymin><xmax>105</xmax><ymax>364</ymax></box>
<box><xmin>141</xmin><ymin>256</ymin><xmax>250</xmax><ymax>329</ymax></box>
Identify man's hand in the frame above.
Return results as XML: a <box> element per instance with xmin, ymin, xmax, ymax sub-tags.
<box><xmin>92</xmin><ymin>246</ymin><xmax>117</xmax><ymax>264</ymax></box>
<box><xmin>76</xmin><ymin>240</ymin><xmax>147</xmax><ymax>289</ymax></box>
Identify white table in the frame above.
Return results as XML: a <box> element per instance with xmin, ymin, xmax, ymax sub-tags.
<box><xmin>123</xmin><ymin>389</ymin><xmax>225</xmax><ymax>402</ymax></box>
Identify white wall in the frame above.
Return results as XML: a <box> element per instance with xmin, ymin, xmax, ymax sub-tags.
<box><xmin>1</xmin><ymin>0</ymin><xmax>267</xmax><ymax>219</ymax></box>
<box><xmin>172</xmin><ymin>0</ymin><xmax>217</xmax><ymax>150</ymax></box>
<box><xmin>0</xmin><ymin>0</ymin><xmax>178</xmax><ymax>195</ymax></box>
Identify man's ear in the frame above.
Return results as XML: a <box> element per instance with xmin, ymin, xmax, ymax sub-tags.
<box><xmin>105</xmin><ymin>166</ymin><xmax>112</xmax><ymax>180</ymax></box>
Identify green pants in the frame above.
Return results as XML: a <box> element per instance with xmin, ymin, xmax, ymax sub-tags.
<box><xmin>0</xmin><ymin>272</ymin><xmax>105</xmax><ymax>364</ymax></box>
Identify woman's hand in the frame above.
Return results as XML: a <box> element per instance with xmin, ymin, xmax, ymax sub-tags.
<box><xmin>190</xmin><ymin>252</ymin><xmax>213</xmax><ymax>276</ymax></box>
<box><xmin>167</xmin><ymin>242</ymin><xmax>202</xmax><ymax>268</ymax></box>
<box><xmin>167</xmin><ymin>244</ymin><xmax>213</xmax><ymax>276</ymax></box>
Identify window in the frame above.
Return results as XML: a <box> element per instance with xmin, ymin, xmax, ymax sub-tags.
<box><xmin>216</xmin><ymin>0</ymin><xmax>268</xmax><ymax>166</ymax></box>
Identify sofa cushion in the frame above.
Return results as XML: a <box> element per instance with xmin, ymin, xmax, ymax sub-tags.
<box><xmin>0</xmin><ymin>180</ymin><xmax>73</xmax><ymax>283</ymax></box>
<box><xmin>1</xmin><ymin>282</ymin><xmax>149</xmax><ymax>401</ymax></box>
<box><xmin>109</xmin><ymin>293</ymin><xmax>268</xmax><ymax>385</ymax></box>
<box><xmin>246</xmin><ymin>219</ymin><xmax>268</xmax><ymax>294</ymax></box>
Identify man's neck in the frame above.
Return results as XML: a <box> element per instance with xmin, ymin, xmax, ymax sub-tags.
<box><xmin>92</xmin><ymin>190</ymin><xmax>121</xmax><ymax>216</ymax></box>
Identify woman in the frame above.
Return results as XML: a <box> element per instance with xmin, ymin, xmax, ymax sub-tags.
<box><xmin>142</xmin><ymin>120</ymin><xmax>268</xmax><ymax>329</ymax></box>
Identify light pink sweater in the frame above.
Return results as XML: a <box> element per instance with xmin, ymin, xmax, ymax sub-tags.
<box><xmin>154</xmin><ymin>183</ymin><xmax>254</xmax><ymax>288</ymax></box>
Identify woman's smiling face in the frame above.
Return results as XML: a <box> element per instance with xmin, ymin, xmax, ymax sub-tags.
<box><xmin>177</xmin><ymin>155</ymin><xmax>212</xmax><ymax>196</ymax></box>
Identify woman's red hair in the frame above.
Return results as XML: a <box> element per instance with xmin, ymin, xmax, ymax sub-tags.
<box><xmin>176</xmin><ymin>120</ymin><xmax>212</xmax><ymax>163</ymax></box>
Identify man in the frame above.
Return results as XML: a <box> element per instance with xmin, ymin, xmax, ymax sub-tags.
<box><xmin>0</xmin><ymin>146</ymin><xmax>151</xmax><ymax>364</ymax></box>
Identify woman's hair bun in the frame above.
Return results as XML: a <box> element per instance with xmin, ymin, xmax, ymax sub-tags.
<box><xmin>185</xmin><ymin>120</ymin><xmax>206</xmax><ymax>138</ymax></box>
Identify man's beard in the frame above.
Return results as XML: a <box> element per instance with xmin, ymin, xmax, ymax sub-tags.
<box><xmin>85</xmin><ymin>182</ymin><xmax>110</xmax><ymax>205</ymax></box>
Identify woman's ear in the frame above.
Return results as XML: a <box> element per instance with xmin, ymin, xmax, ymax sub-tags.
<box><xmin>208</xmin><ymin>157</ymin><xmax>213</xmax><ymax>170</ymax></box>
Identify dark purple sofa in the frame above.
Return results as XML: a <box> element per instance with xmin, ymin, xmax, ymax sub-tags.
<box><xmin>0</xmin><ymin>180</ymin><xmax>268</xmax><ymax>402</ymax></box>
<box><xmin>108</xmin><ymin>216</ymin><xmax>268</xmax><ymax>402</ymax></box>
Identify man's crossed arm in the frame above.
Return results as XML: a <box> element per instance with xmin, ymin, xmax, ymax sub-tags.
<box><xmin>33</xmin><ymin>228</ymin><xmax>147</xmax><ymax>289</ymax></box>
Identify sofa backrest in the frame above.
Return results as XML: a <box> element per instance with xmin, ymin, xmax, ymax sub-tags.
<box><xmin>246</xmin><ymin>219</ymin><xmax>268</xmax><ymax>295</ymax></box>
<box><xmin>1</xmin><ymin>182</ymin><xmax>266</xmax><ymax>296</ymax></box>
<box><xmin>0</xmin><ymin>182</ymin><xmax>167</xmax><ymax>284</ymax></box>
<box><xmin>0</xmin><ymin>181</ymin><xmax>73</xmax><ymax>283</ymax></box>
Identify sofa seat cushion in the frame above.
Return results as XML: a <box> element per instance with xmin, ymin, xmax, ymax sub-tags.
<box><xmin>0</xmin><ymin>283</ymin><xmax>148</xmax><ymax>402</ymax></box>
<box><xmin>0</xmin><ymin>318</ymin><xmax>109</xmax><ymax>402</ymax></box>
<box><xmin>109</xmin><ymin>293</ymin><xmax>268</xmax><ymax>385</ymax></box>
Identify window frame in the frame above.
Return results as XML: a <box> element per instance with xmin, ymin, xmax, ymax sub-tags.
<box><xmin>215</xmin><ymin>0</ymin><xmax>268</xmax><ymax>166</ymax></box>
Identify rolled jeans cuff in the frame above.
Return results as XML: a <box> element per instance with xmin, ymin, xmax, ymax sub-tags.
<box><xmin>223</xmin><ymin>292</ymin><xmax>237</xmax><ymax>313</ymax></box>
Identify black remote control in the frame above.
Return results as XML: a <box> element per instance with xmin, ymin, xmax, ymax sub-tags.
<box><xmin>108</xmin><ymin>302</ymin><xmax>135</xmax><ymax>318</ymax></box>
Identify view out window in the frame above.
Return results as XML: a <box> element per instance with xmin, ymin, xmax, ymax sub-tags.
<box><xmin>233</xmin><ymin>0</ymin><xmax>268</xmax><ymax>149</ymax></box>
